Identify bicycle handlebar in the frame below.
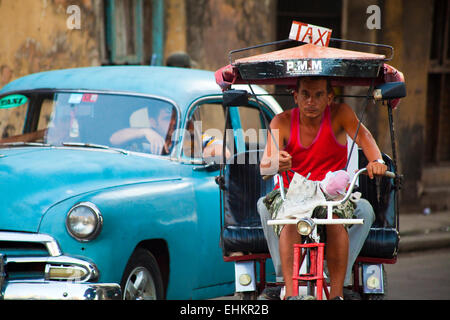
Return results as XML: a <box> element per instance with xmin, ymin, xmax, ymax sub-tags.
<box><xmin>262</xmin><ymin>168</ymin><xmax>395</xmax><ymax>181</ymax></box>
<box><xmin>266</xmin><ymin>168</ymin><xmax>395</xmax><ymax>226</ymax></box>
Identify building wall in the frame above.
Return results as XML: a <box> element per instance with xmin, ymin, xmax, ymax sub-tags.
<box><xmin>0</xmin><ymin>0</ymin><xmax>102</xmax><ymax>88</ymax></box>
<box><xmin>378</xmin><ymin>0</ymin><xmax>433</xmax><ymax>210</ymax></box>
<box><xmin>342</xmin><ymin>0</ymin><xmax>435</xmax><ymax>211</ymax></box>
<box><xmin>164</xmin><ymin>0</ymin><xmax>187</xmax><ymax>58</ymax></box>
<box><xmin>185</xmin><ymin>0</ymin><xmax>277</xmax><ymax>71</ymax></box>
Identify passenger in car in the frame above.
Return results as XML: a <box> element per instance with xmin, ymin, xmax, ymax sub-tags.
<box><xmin>0</xmin><ymin>128</ymin><xmax>45</xmax><ymax>143</ymax></box>
<box><xmin>184</xmin><ymin>119</ymin><xmax>231</xmax><ymax>161</ymax></box>
<box><xmin>110</xmin><ymin>107</ymin><xmax>176</xmax><ymax>155</ymax></box>
<box><xmin>1</xmin><ymin>104</ymin><xmax>85</xmax><ymax>146</ymax></box>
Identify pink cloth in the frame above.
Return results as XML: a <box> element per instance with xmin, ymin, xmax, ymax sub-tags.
<box><xmin>320</xmin><ymin>170</ymin><xmax>350</xmax><ymax>198</ymax></box>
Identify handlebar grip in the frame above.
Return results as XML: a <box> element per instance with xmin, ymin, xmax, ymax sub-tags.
<box><xmin>384</xmin><ymin>171</ymin><xmax>396</xmax><ymax>178</ymax></box>
<box><xmin>262</xmin><ymin>175</ymin><xmax>274</xmax><ymax>181</ymax></box>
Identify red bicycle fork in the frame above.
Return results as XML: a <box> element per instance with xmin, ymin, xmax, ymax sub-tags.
<box><xmin>292</xmin><ymin>242</ymin><xmax>329</xmax><ymax>300</ymax></box>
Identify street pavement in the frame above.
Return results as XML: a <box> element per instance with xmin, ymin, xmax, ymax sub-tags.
<box><xmin>398</xmin><ymin>210</ymin><xmax>450</xmax><ymax>253</ymax></box>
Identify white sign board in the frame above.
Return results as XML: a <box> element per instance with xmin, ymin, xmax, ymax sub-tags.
<box><xmin>289</xmin><ymin>21</ymin><xmax>332</xmax><ymax>47</ymax></box>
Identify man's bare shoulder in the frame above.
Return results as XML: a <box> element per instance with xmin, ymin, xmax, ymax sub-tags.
<box><xmin>271</xmin><ymin>108</ymin><xmax>293</xmax><ymax>127</ymax></box>
<box><xmin>330</xmin><ymin>102</ymin><xmax>356</xmax><ymax>119</ymax></box>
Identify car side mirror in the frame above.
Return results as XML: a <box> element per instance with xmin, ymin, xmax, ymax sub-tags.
<box><xmin>373</xmin><ymin>82</ymin><xmax>406</xmax><ymax>100</ymax></box>
<box><xmin>222</xmin><ymin>89</ymin><xmax>249</xmax><ymax>107</ymax></box>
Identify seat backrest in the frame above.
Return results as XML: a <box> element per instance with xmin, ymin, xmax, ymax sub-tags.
<box><xmin>220</xmin><ymin>149</ymin><xmax>274</xmax><ymax>254</ymax></box>
<box><xmin>357</xmin><ymin>150</ymin><xmax>397</xmax><ymax>229</ymax></box>
<box><xmin>358</xmin><ymin>150</ymin><xmax>399</xmax><ymax>259</ymax></box>
<box><xmin>223</xmin><ymin>149</ymin><xmax>274</xmax><ymax>226</ymax></box>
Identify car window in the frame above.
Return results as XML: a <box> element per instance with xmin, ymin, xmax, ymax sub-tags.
<box><xmin>38</xmin><ymin>99</ymin><xmax>56</xmax><ymax>132</ymax></box>
<box><xmin>182</xmin><ymin>101</ymin><xmax>269</xmax><ymax>161</ymax></box>
<box><xmin>236</xmin><ymin>106</ymin><xmax>268</xmax><ymax>151</ymax></box>
<box><xmin>0</xmin><ymin>92</ymin><xmax>178</xmax><ymax>156</ymax></box>
<box><xmin>182</xmin><ymin>103</ymin><xmax>225</xmax><ymax>159</ymax></box>
<box><xmin>0</xmin><ymin>95</ymin><xmax>28</xmax><ymax>139</ymax></box>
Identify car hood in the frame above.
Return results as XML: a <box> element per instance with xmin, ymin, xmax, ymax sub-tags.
<box><xmin>0</xmin><ymin>147</ymin><xmax>180</xmax><ymax>232</ymax></box>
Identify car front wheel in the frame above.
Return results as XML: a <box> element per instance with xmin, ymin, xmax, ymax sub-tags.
<box><xmin>121</xmin><ymin>248</ymin><xmax>164</xmax><ymax>300</ymax></box>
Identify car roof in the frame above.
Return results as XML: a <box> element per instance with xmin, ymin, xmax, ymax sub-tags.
<box><xmin>0</xmin><ymin>66</ymin><xmax>223</xmax><ymax>111</ymax></box>
<box><xmin>0</xmin><ymin>66</ymin><xmax>283</xmax><ymax>116</ymax></box>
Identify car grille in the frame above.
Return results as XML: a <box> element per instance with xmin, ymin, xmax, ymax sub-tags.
<box><xmin>0</xmin><ymin>240</ymin><xmax>49</xmax><ymax>257</ymax></box>
<box><xmin>0</xmin><ymin>231</ymin><xmax>98</xmax><ymax>283</ymax></box>
<box><xmin>0</xmin><ymin>231</ymin><xmax>62</xmax><ymax>281</ymax></box>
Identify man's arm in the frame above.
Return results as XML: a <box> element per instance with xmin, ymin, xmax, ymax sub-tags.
<box><xmin>110</xmin><ymin>127</ymin><xmax>166</xmax><ymax>154</ymax></box>
<box><xmin>202</xmin><ymin>138</ymin><xmax>231</xmax><ymax>159</ymax></box>
<box><xmin>337</xmin><ymin>103</ymin><xmax>387</xmax><ymax>179</ymax></box>
<box><xmin>260</xmin><ymin>113</ymin><xmax>292</xmax><ymax>176</ymax></box>
<box><xmin>0</xmin><ymin>129</ymin><xmax>45</xmax><ymax>143</ymax></box>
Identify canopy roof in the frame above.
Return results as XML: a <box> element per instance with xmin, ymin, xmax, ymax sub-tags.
<box><xmin>234</xmin><ymin>43</ymin><xmax>385</xmax><ymax>63</ymax></box>
<box><xmin>215</xmin><ymin>43</ymin><xmax>404</xmax><ymax>91</ymax></box>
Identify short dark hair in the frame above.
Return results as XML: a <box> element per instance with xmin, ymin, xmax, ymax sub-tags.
<box><xmin>295</xmin><ymin>77</ymin><xmax>333</xmax><ymax>94</ymax></box>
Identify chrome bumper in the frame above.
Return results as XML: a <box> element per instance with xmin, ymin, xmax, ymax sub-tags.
<box><xmin>2</xmin><ymin>280</ymin><xmax>121</xmax><ymax>300</ymax></box>
<box><xmin>0</xmin><ymin>232</ymin><xmax>121</xmax><ymax>300</ymax></box>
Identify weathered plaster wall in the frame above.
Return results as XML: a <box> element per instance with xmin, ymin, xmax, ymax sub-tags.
<box><xmin>0</xmin><ymin>0</ymin><xmax>101</xmax><ymax>88</ymax></box>
<box><xmin>343</xmin><ymin>0</ymin><xmax>433</xmax><ymax>209</ymax></box>
<box><xmin>165</xmin><ymin>0</ymin><xmax>187</xmax><ymax>59</ymax></box>
<box><xmin>185</xmin><ymin>0</ymin><xmax>277</xmax><ymax>71</ymax></box>
<box><xmin>341</xmin><ymin>0</ymin><xmax>381</xmax><ymax>138</ymax></box>
<box><xmin>379</xmin><ymin>0</ymin><xmax>433</xmax><ymax>209</ymax></box>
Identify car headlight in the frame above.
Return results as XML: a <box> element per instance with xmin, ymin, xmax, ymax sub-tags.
<box><xmin>66</xmin><ymin>202</ymin><xmax>103</xmax><ymax>242</ymax></box>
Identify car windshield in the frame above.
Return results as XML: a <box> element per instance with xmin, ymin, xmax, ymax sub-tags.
<box><xmin>0</xmin><ymin>92</ymin><xmax>178</xmax><ymax>155</ymax></box>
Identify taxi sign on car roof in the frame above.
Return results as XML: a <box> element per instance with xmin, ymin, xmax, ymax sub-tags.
<box><xmin>0</xmin><ymin>94</ymin><xmax>28</xmax><ymax>109</ymax></box>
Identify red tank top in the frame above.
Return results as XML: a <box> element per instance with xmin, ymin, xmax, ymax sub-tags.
<box><xmin>280</xmin><ymin>105</ymin><xmax>347</xmax><ymax>187</ymax></box>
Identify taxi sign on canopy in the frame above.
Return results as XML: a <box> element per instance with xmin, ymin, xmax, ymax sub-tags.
<box><xmin>289</xmin><ymin>21</ymin><xmax>332</xmax><ymax>47</ymax></box>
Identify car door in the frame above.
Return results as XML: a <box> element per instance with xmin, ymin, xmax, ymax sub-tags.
<box><xmin>180</xmin><ymin>97</ymin><xmax>275</xmax><ymax>294</ymax></box>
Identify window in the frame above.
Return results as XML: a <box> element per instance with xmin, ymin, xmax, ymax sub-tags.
<box><xmin>182</xmin><ymin>102</ymin><xmax>270</xmax><ymax>161</ymax></box>
<box><xmin>0</xmin><ymin>97</ymin><xmax>28</xmax><ymax>139</ymax></box>
<box><xmin>235</xmin><ymin>106</ymin><xmax>268</xmax><ymax>151</ymax></box>
<box><xmin>0</xmin><ymin>91</ymin><xmax>178</xmax><ymax>156</ymax></box>
<box><xmin>182</xmin><ymin>103</ymin><xmax>226</xmax><ymax>160</ymax></box>
<box><xmin>426</xmin><ymin>0</ymin><xmax>450</xmax><ymax>163</ymax></box>
<box><xmin>105</xmin><ymin>0</ymin><xmax>144</xmax><ymax>65</ymax></box>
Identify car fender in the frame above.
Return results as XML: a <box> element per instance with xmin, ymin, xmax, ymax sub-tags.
<box><xmin>38</xmin><ymin>178</ymin><xmax>201</xmax><ymax>298</ymax></box>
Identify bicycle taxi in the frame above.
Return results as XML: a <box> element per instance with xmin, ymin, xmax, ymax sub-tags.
<box><xmin>214</xmin><ymin>22</ymin><xmax>406</xmax><ymax>300</ymax></box>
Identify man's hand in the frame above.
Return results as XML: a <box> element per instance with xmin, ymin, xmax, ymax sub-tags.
<box><xmin>366</xmin><ymin>160</ymin><xmax>387</xmax><ymax>179</ymax></box>
<box><xmin>142</xmin><ymin>128</ymin><xmax>165</xmax><ymax>154</ymax></box>
<box><xmin>260</xmin><ymin>150</ymin><xmax>292</xmax><ymax>176</ymax></box>
<box><xmin>278</xmin><ymin>150</ymin><xmax>292</xmax><ymax>173</ymax></box>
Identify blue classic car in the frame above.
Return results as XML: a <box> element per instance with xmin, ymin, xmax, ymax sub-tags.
<box><xmin>0</xmin><ymin>66</ymin><xmax>282</xmax><ymax>299</ymax></box>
